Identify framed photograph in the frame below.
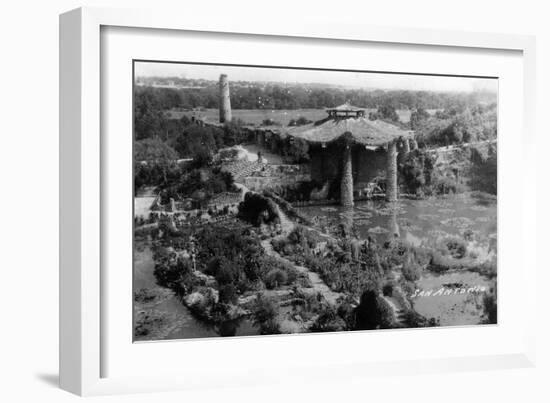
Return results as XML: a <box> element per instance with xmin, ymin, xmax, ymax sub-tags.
<box><xmin>60</xmin><ymin>7</ymin><xmax>537</xmax><ymax>396</ymax></box>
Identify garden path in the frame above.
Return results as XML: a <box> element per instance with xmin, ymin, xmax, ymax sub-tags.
<box><xmin>381</xmin><ymin>294</ymin><xmax>407</xmax><ymax>326</ymax></box>
<box><xmin>260</xmin><ymin>238</ymin><xmax>343</xmax><ymax>306</ymax></box>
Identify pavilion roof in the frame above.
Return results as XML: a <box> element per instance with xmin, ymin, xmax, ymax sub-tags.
<box><xmin>326</xmin><ymin>102</ymin><xmax>364</xmax><ymax>112</ymax></box>
<box><xmin>285</xmin><ymin>117</ymin><xmax>413</xmax><ymax>146</ymax></box>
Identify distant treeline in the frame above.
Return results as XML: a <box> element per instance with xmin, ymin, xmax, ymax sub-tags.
<box><xmin>135</xmin><ymin>79</ymin><xmax>497</xmax><ymax>111</ymax></box>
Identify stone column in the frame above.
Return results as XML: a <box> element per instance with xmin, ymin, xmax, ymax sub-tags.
<box><xmin>409</xmin><ymin>138</ymin><xmax>418</xmax><ymax>151</ymax></box>
<box><xmin>387</xmin><ymin>205</ymin><xmax>400</xmax><ymax>239</ymax></box>
<box><xmin>402</xmin><ymin>138</ymin><xmax>410</xmax><ymax>153</ymax></box>
<box><xmin>219</xmin><ymin>74</ymin><xmax>232</xmax><ymax>123</ymax></box>
<box><xmin>341</xmin><ymin>144</ymin><xmax>354</xmax><ymax>207</ymax></box>
<box><xmin>386</xmin><ymin>140</ymin><xmax>398</xmax><ymax>202</ymax></box>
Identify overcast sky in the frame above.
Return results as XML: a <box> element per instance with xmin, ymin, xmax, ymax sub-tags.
<box><xmin>135</xmin><ymin>61</ymin><xmax>497</xmax><ymax>93</ymax></box>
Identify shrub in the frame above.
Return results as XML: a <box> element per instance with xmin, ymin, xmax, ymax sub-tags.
<box><xmin>185</xmin><ymin>287</ymin><xmax>219</xmax><ymax>319</ymax></box>
<box><xmin>382</xmin><ymin>283</ymin><xmax>394</xmax><ymax>297</ymax></box>
<box><xmin>402</xmin><ymin>310</ymin><xmax>439</xmax><ymax>328</ymax></box>
<box><xmin>238</xmin><ymin>192</ymin><xmax>278</xmax><ymax>226</ymax></box>
<box><xmin>433</xmin><ymin>176</ymin><xmax>461</xmax><ymax>195</ymax></box>
<box><xmin>287</xmin><ymin>225</ymin><xmax>320</xmax><ymax>250</ymax></box>
<box><xmin>288</xmin><ymin>116</ymin><xmax>313</xmax><ymax>126</ymax></box>
<box><xmin>310</xmin><ymin>305</ymin><xmax>346</xmax><ymax>332</ymax></box>
<box><xmin>402</xmin><ymin>261</ymin><xmax>422</xmax><ymax>282</ymax></box>
<box><xmin>215</xmin><ymin>261</ymin><xmax>237</xmax><ymax>285</ymax></box>
<box><xmin>154</xmin><ymin>256</ymin><xmax>193</xmax><ymax>293</ymax></box>
<box><xmin>252</xmin><ymin>295</ymin><xmax>280</xmax><ymax>335</ymax></box>
<box><xmin>428</xmin><ymin>251</ymin><xmax>464</xmax><ymax>272</ymax></box>
<box><xmin>354</xmin><ymin>290</ymin><xmax>394</xmax><ymax>330</ymax></box>
<box><xmin>444</xmin><ymin>236</ymin><xmax>467</xmax><ymax>259</ymax></box>
<box><xmin>377</xmin><ymin>297</ymin><xmax>395</xmax><ymax>329</ymax></box>
<box><xmin>261</xmin><ymin>118</ymin><xmax>282</xmax><ymax>126</ymax></box>
<box><xmin>218</xmin><ymin>283</ymin><xmax>238</xmax><ymax>304</ymax></box>
<box><xmin>285</xmin><ymin>266</ymin><xmax>299</xmax><ymax>285</ymax></box>
<box><xmin>482</xmin><ymin>282</ymin><xmax>497</xmax><ymax>324</ymax></box>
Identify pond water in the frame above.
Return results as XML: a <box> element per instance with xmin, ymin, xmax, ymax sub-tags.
<box><xmin>297</xmin><ymin>192</ymin><xmax>497</xmax><ymax>326</ymax></box>
<box><xmin>134</xmin><ymin>244</ymin><xmax>259</xmax><ymax>341</ymax></box>
<box><xmin>298</xmin><ymin>193</ymin><xmax>496</xmax><ymax>247</ymax></box>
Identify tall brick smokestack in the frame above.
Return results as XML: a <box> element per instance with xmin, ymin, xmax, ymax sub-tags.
<box><xmin>219</xmin><ymin>74</ymin><xmax>232</xmax><ymax>123</ymax></box>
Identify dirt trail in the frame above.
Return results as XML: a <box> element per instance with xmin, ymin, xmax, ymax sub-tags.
<box><xmin>261</xmin><ymin>204</ymin><xmax>342</xmax><ymax>305</ymax></box>
<box><xmin>381</xmin><ymin>295</ymin><xmax>407</xmax><ymax>326</ymax></box>
<box><xmin>260</xmin><ymin>238</ymin><xmax>343</xmax><ymax>306</ymax></box>
<box><xmin>380</xmin><ymin>270</ymin><xmax>408</xmax><ymax>326</ymax></box>
<box><xmin>273</xmin><ymin>204</ymin><xmax>295</xmax><ymax>235</ymax></box>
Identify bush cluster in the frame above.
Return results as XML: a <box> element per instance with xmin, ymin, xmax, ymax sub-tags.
<box><xmin>237</xmin><ymin>192</ymin><xmax>279</xmax><ymax>227</ymax></box>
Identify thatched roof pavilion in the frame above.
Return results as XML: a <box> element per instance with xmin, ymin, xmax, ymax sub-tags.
<box><xmin>282</xmin><ymin>104</ymin><xmax>415</xmax><ymax>205</ymax></box>
<box><xmin>287</xmin><ymin>114</ymin><xmax>412</xmax><ymax>147</ymax></box>
<box><xmin>287</xmin><ymin>103</ymin><xmax>413</xmax><ymax>147</ymax></box>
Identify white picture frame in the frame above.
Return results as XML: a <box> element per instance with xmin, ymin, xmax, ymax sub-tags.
<box><xmin>60</xmin><ymin>6</ymin><xmax>537</xmax><ymax>396</ymax></box>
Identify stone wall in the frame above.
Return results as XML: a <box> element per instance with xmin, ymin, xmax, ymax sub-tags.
<box><xmin>243</xmin><ymin>173</ymin><xmax>311</xmax><ymax>192</ymax></box>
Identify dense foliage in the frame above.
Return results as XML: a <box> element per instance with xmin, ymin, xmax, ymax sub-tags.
<box><xmin>354</xmin><ymin>290</ymin><xmax>394</xmax><ymax>330</ymax></box>
<box><xmin>237</xmin><ymin>192</ymin><xmax>279</xmax><ymax>226</ymax></box>
<box><xmin>469</xmin><ymin>144</ymin><xmax>497</xmax><ymax>194</ymax></box>
<box><xmin>272</xmin><ymin>226</ymin><xmax>386</xmax><ymax>298</ymax></box>
<box><xmin>160</xmin><ymin>166</ymin><xmax>234</xmax><ymax>203</ymax></box>
<box><xmin>415</xmin><ymin>104</ymin><xmax>497</xmax><ymax>147</ymax></box>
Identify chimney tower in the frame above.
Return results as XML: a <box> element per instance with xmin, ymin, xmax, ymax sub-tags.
<box><xmin>219</xmin><ymin>74</ymin><xmax>232</xmax><ymax>123</ymax></box>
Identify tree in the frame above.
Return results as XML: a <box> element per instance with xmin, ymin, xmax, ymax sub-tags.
<box><xmin>469</xmin><ymin>144</ymin><xmax>497</xmax><ymax>194</ymax></box>
<box><xmin>410</xmin><ymin>107</ymin><xmax>430</xmax><ymax>130</ymax></box>
<box><xmin>399</xmin><ymin>149</ymin><xmax>436</xmax><ymax>196</ymax></box>
<box><xmin>134</xmin><ymin>138</ymin><xmax>179</xmax><ymax>185</ymax></box>
<box><xmin>354</xmin><ymin>290</ymin><xmax>394</xmax><ymax>330</ymax></box>
<box><xmin>173</xmin><ymin>125</ymin><xmax>219</xmax><ymax>159</ymax></box>
<box><xmin>377</xmin><ymin>103</ymin><xmax>400</xmax><ymax>122</ymax></box>
<box><xmin>237</xmin><ymin>192</ymin><xmax>278</xmax><ymax>226</ymax></box>
<box><xmin>134</xmin><ymin>137</ymin><xmax>178</xmax><ymax>163</ymax></box>
<box><xmin>134</xmin><ymin>88</ymin><xmax>167</xmax><ymax>140</ymax></box>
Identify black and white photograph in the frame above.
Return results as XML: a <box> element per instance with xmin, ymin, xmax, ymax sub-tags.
<box><xmin>133</xmin><ymin>61</ymin><xmax>498</xmax><ymax>341</ymax></box>
<box><xmin>5</xmin><ymin>0</ymin><xmax>550</xmax><ymax>400</ymax></box>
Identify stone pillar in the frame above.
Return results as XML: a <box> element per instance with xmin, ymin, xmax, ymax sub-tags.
<box><xmin>386</xmin><ymin>140</ymin><xmax>398</xmax><ymax>202</ymax></box>
<box><xmin>219</xmin><ymin>74</ymin><xmax>232</xmax><ymax>123</ymax></box>
<box><xmin>387</xmin><ymin>206</ymin><xmax>400</xmax><ymax>239</ymax></box>
<box><xmin>341</xmin><ymin>144</ymin><xmax>354</xmax><ymax>207</ymax></box>
<box><xmin>402</xmin><ymin>138</ymin><xmax>410</xmax><ymax>153</ymax></box>
<box><xmin>409</xmin><ymin>138</ymin><xmax>418</xmax><ymax>151</ymax></box>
